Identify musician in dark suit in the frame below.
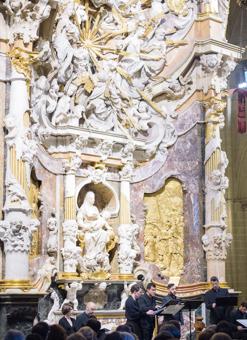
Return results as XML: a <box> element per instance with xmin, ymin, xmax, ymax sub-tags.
<box><xmin>59</xmin><ymin>303</ymin><xmax>76</xmax><ymax>335</ymax></box>
<box><xmin>204</xmin><ymin>276</ymin><xmax>229</xmax><ymax>324</ymax></box>
<box><xmin>231</xmin><ymin>302</ymin><xmax>247</xmax><ymax>327</ymax></box>
<box><xmin>138</xmin><ymin>282</ymin><xmax>156</xmax><ymax>340</ymax></box>
<box><xmin>162</xmin><ymin>283</ymin><xmax>183</xmax><ymax>324</ymax></box>
<box><xmin>125</xmin><ymin>283</ymin><xmax>142</xmax><ymax>339</ymax></box>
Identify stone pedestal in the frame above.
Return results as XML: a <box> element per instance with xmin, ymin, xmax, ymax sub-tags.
<box><xmin>0</xmin><ymin>293</ymin><xmax>43</xmax><ymax>338</ymax></box>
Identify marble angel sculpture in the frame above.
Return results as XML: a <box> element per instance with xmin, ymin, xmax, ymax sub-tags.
<box><xmin>77</xmin><ymin>191</ymin><xmax>116</xmax><ymax>273</ymax></box>
<box><xmin>47</xmin><ymin>211</ymin><xmax>58</xmax><ymax>256</ymax></box>
<box><xmin>51</xmin><ymin>81</ymin><xmax>83</xmax><ymax>127</ymax></box>
<box><xmin>47</xmin><ymin>288</ymin><xmax>60</xmax><ymax>324</ymax></box>
<box><xmin>62</xmin><ymin>281</ymin><xmax>82</xmax><ymax>310</ymax></box>
<box><xmin>33</xmin><ymin>257</ymin><xmax>57</xmax><ymax>292</ymax></box>
<box><xmin>118</xmin><ymin>223</ymin><xmax>140</xmax><ymax>274</ymax></box>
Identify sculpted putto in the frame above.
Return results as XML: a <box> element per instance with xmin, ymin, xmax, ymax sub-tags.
<box><xmin>77</xmin><ymin>191</ymin><xmax>116</xmax><ymax>273</ymax></box>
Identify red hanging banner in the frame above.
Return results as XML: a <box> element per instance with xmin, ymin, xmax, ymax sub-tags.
<box><xmin>237</xmin><ymin>89</ymin><xmax>247</xmax><ymax>133</ymax></box>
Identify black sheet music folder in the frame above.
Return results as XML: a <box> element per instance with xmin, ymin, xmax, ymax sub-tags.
<box><xmin>215</xmin><ymin>296</ymin><xmax>238</xmax><ymax>307</ymax></box>
<box><xmin>160</xmin><ymin>304</ymin><xmax>185</xmax><ymax>316</ymax></box>
<box><xmin>181</xmin><ymin>299</ymin><xmax>203</xmax><ymax>311</ymax></box>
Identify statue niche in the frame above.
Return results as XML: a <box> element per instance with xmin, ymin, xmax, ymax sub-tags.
<box><xmin>76</xmin><ymin>184</ymin><xmax>117</xmax><ymax>277</ymax></box>
<box><xmin>144</xmin><ymin>178</ymin><xmax>184</xmax><ymax>278</ymax></box>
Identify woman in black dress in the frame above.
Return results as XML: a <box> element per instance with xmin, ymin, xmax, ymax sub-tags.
<box><xmin>59</xmin><ymin>303</ymin><xmax>76</xmax><ymax>335</ymax></box>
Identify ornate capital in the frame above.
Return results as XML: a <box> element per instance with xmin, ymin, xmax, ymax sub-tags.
<box><xmin>202</xmin><ymin>228</ymin><xmax>232</xmax><ymax>260</ymax></box>
<box><xmin>198</xmin><ymin>54</ymin><xmax>236</xmax><ymax>94</ymax></box>
<box><xmin>63</xmin><ymin>155</ymin><xmax>82</xmax><ymax>174</ymax></box>
<box><xmin>120</xmin><ymin>162</ymin><xmax>134</xmax><ymax>181</ymax></box>
<box><xmin>3</xmin><ymin>0</ymin><xmax>51</xmax><ymax>44</ymax></box>
<box><xmin>0</xmin><ymin>219</ymin><xmax>38</xmax><ymax>253</ymax></box>
<box><xmin>80</xmin><ymin>165</ymin><xmax>107</xmax><ymax>184</ymax></box>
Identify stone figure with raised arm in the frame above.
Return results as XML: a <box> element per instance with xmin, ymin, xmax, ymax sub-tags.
<box><xmin>77</xmin><ymin>191</ymin><xmax>116</xmax><ymax>273</ymax></box>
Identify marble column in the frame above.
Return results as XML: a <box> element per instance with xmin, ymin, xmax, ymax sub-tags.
<box><xmin>202</xmin><ymin>97</ymin><xmax>232</xmax><ymax>282</ymax></box>
<box><xmin>62</xmin><ymin>155</ymin><xmax>82</xmax><ymax>273</ymax></box>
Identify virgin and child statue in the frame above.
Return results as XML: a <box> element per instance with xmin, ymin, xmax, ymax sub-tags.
<box><xmin>77</xmin><ymin>191</ymin><xmax>116</xmax><ymax>273</ymax></box>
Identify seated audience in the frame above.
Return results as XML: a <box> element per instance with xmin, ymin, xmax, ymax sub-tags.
<box><xmin>105</xmin><ymin>332</ymin><xmax>123</xmax><ymax>340</ymax></box>
<box><xmin>210</xmin><ymin>332</ymin><xmax>232</xmax><ymax>340</ymax></box>
<box><xmin>4</xmin><ymin>330</ymin><xmax>25</xmax><ymax>340</ymax></box>
<box><xmin>153</xmin><ymin>332</ymin><xmax>174</xmax><ymax>340</ymax></box>
<box><xmin>78</xmin><ymin>326</ymin><xmax>97</xmax><ymax>340</ymax></box>
<box><xmin>46</xmin><ymin>324</ymin><xmax>67</xmax><ymax>340</ymax></box>
<box><xmin>26</xmin><ymin>335</ymin><xmax>43</xmax><ymax>340</ymax></box>
<box><xmin>31</xmin><ymin>322</ymin><xmax>50</xmax><ymax>340</ymax></box>
<box><xmin>87</xmin><ymin>318</ymin><xmax>106</xmax><ymax>339</ymax></box>
<box><xmin>116</xmin><ymin>325</ymin><xmax>132</xmax><ymax>333</ymax></box>
<box><xmin>159</xmin><ymin>323</ymin><xmax>180</xmax><ymax>338</ymax></box>
<box><xmin>67</xmin><ymin>334</ymin><xmax>87</xmax><ymax>340</ymax></box>
<box><xmin>215</xmin><ymin>320</ymin><xmax>236</xmax><ymax>338</ymax></box>
<box><xmin>198</xmin><ymin>328</ymin><xmax>216</xmax><ymax>340</ymax></box>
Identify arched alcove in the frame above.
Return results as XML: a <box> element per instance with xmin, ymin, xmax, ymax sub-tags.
<box><xmin>76</xmin><ymin>181</ymin><xmax>119</xmax><ymax>216</ymax></box>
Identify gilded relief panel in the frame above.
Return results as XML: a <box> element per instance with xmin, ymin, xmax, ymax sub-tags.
<box><xmin>144</xmin><ymin>178</ymin><xmax>184</xmax><ymax>277</ymax></box>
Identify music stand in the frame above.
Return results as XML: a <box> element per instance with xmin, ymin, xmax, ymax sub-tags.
<box><xmin>161</xmin><ymin>304</ymin><xmax>185</xmax><ymax>317</ymax></box>
<box><xmin>215</xmin><ymin>296</ymin><xmax>238</xmax><ymax>307</ymax></box>
<box><xmin>182</xmin><ymin>299</ymin><xmax>203</xmax><ymax>340</ymax></box>
<box><xmin>154</xmin><ymin>300</ymin><xmax>171</xmax><ymax>316</ymax></box>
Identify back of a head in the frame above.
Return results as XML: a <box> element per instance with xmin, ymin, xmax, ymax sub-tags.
<box><xmin>105</xmin><ymin>331</ymin><xmax>123</xmax><ymax>340</ymax></box>
<box><xmin>198</xmin><ymin>329</ymin><xmax>215</xmax><ymax>340</ymax></box>
<box><xmin>78</xmin><ymin>326</ymin><xmax>97</xmax><ymax>340</ymax></box>
<box><xmin>67</xmin><ymin>333</ymin><xmax>87</xmax><ymax>340</ymax></box>
<box><xmin>26</xmin><ymin>334</ymin><xmax>43</xmax><ymax>340</ymax></box>
<box><xmin>46</xmin><ymin>324</ymin><xmax>67</xmax><ymax>340</ymax></box>
<box><xmin>120</xmin><ymin>332</ymin><xmax>135</xmax><ymax>340</ymax></box>
<box><xmin>87</xmin><ymin>318</ymin><xmax>101</xmax><ymax>333</ymax></box>
<box><xmin>168</xmin><ymin>320</ymin><xmax>181</xmax><ymax>332</ymax></box>
<box><xmin>210</xmin><ymin>332</ymin><xmax>232</xmax><ymax>340</ymax></box>
<box><xmin>32</xmin><ymin>321</ymin><xmax>50</xmax><ymax>339</ymax></box>
<box><xmin>116</xmin><ymin>325</ymin><xmax>132</xmax><ymax>333</ymax></box>
<box><xmin>154</xmin><ymin>331</ymin><xmax>174</xmax><ymax>340</ymax></box>
<box><xmin>4</xmin><ymin>330</ymin><xmax>25</xmax><ymax>340</ymax></box>
<box><xmin>160</xmin><ymin>324</ymin><xmax>180</xmax><ymax>338</ymax></box>
<box><xmin>216</xmin><ymin>321</ymin><xmax>235</xmax><ymax>337</ymax></box>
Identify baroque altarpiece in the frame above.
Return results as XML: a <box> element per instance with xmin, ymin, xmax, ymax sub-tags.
<box><xmin>0</xmin><ymin>0</ymin><xmax>241</xmax><ymax>333</ymax></box>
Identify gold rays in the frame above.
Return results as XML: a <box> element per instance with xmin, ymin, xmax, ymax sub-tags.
<box><xmin>74</xmin><ymin>0</ymin><xmax>127</xmax><ymax>69</ymax></box>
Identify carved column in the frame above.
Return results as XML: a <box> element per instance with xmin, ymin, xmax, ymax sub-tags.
<box><xmin>0</xmin><ymin>219</ymin><xmax>37</xmax><ymax>280</ymax></box>
<box><xmin>0</xmin><ymin>0</ymin><xmax>50</xmax><ymax>287</ymax></box>
<box><xmin>62</xmin><ymin>155</ymin><xmax>82</xmax><ymax>274</ymax></box>
<box><xmin>197</xmin><ymin>52</ymin><xmax>236</xmax><ymax>282</ymax></box>
<box><xmin>118</xmin><ymin>162</ymin><xmax>140</xmax><ymax>275</ymax></box>
<box><xmin>0</xmin><ymin>21</ymin><xmax>9</xmax><ymax>279</ymax></box>
<box><xmin>119</xmin><ymin>163</ymin><xmax>132</xmax><ymax>225</ymax></box>
<box><xmin>202</xmin><ymin>97</ymin><xmax>232</xmax><ymax>282</ymax></box>
<box><xmin>0</xmin><ymin>48</ymin><xmax>35</xmax><ymax>283</ymax></box>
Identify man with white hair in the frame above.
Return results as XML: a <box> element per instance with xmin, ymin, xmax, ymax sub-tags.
<box><xmin>74</xmin><ymin>301</ymin><xmax>96</xmax><ymax>331</ymax></box>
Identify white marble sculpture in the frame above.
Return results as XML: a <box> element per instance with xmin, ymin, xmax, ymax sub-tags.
<box><xmin>47</xmin><ymin>289</ymin><xmax>60</xmax><ymax>324</ymax></box>
<box><xmin>47</xmin><ymin>211</ymin><xmax>58</xmax><ymax>256</ymax></box>
<box><xmin>118</xmin><ymin>223</ymin><xmax>140</xmax><ymax>274</ymax></box>
<box><xmin>33</xmin><ymin>257</ymin><xmax>57</xmax><ymax>292</ymax></box>
<box><xmin>62</xmin><ymin>281</ymin><xmax>82</xmax><ymax>310</ymax></box>
<box><xmin>62</xmin><ymin>220</ymin><xmax>81</xmax><ymax>273</ymax></box>
<box><xmin>77</xmin><ymin>191</ymin><xmax>115</xmax><ymax>273</ymax></box>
